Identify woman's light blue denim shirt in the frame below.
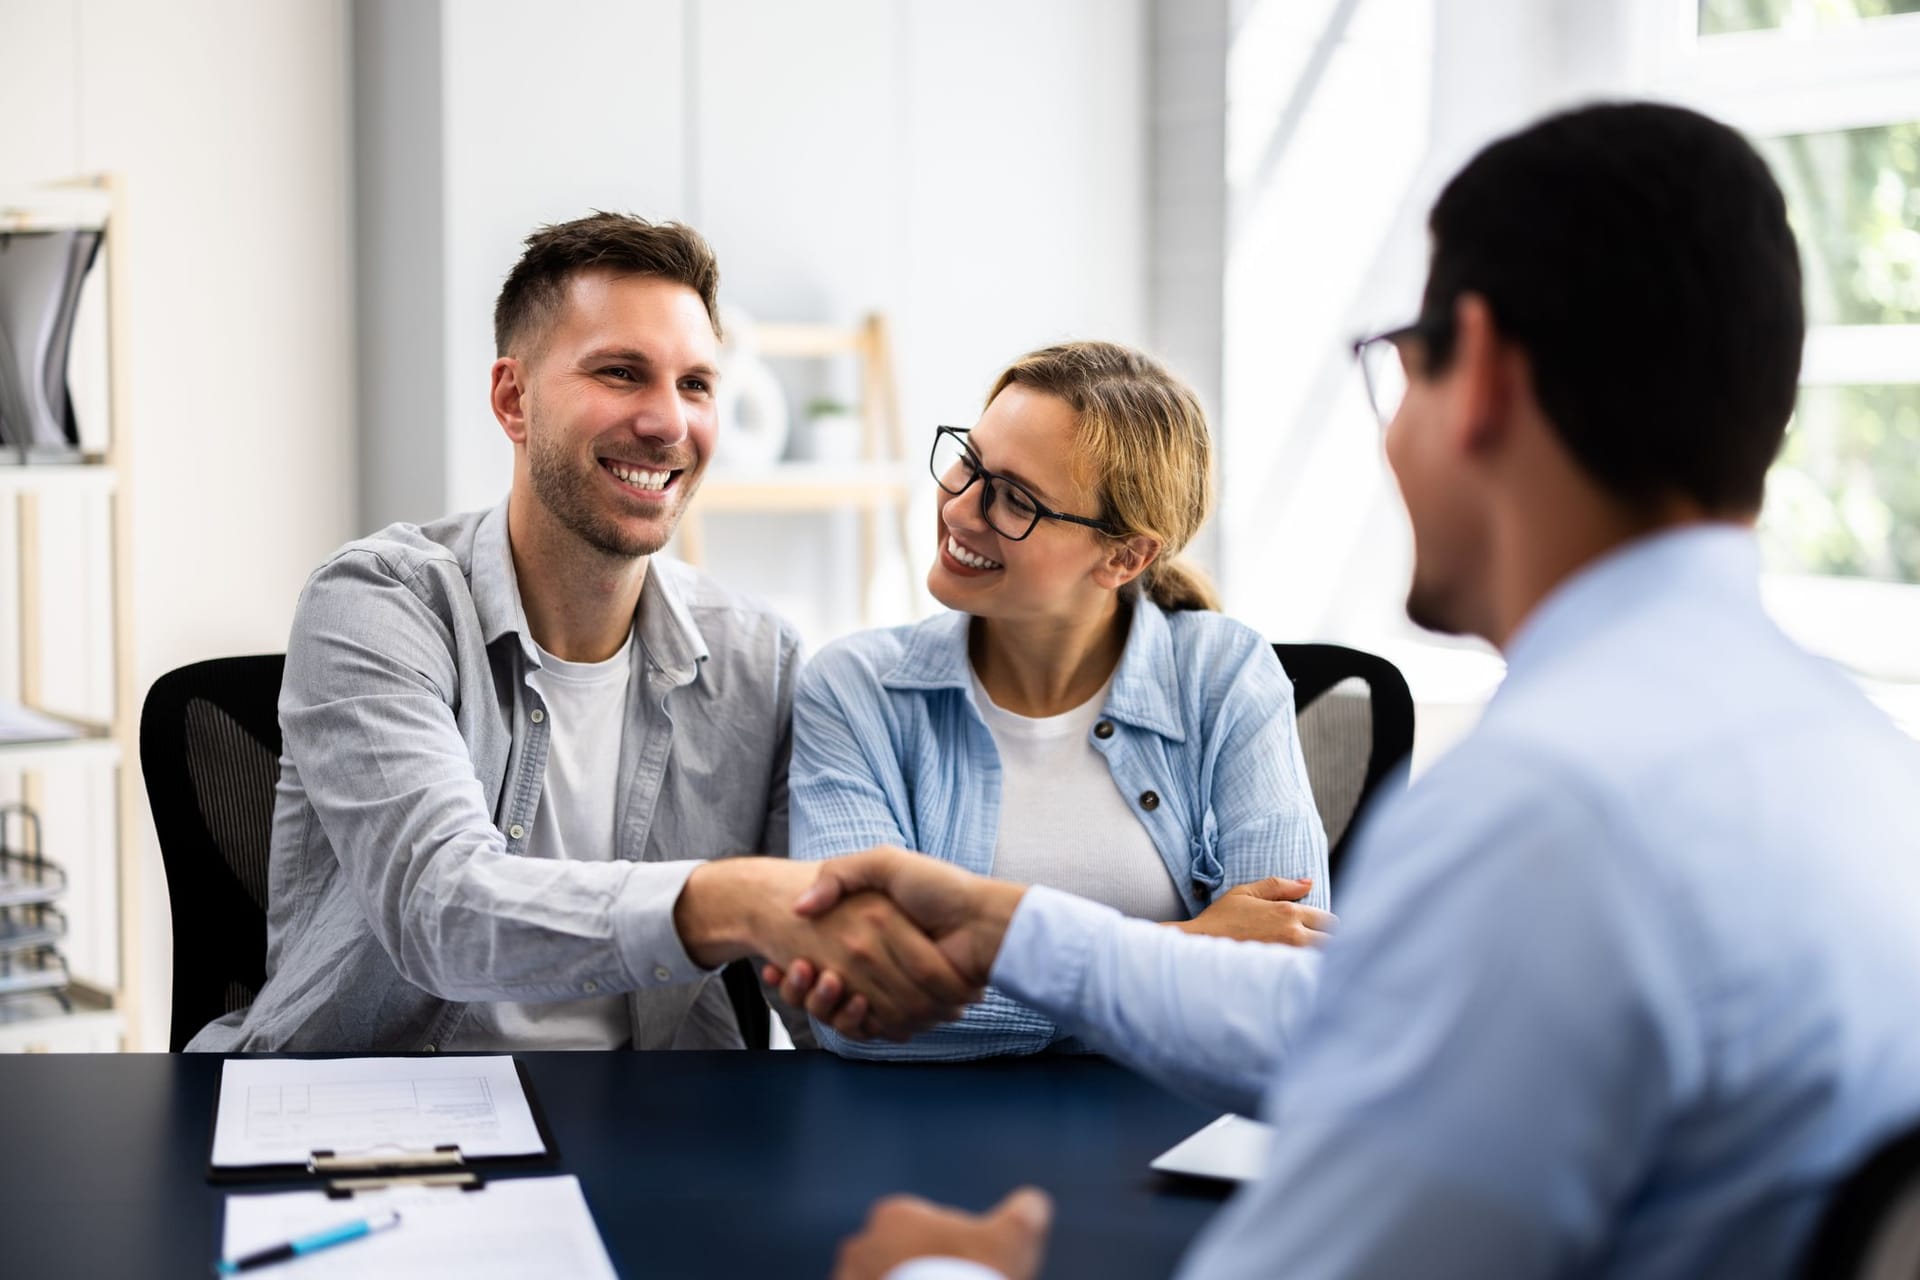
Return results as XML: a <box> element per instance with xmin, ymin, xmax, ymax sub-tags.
<box><xmin>790</xmin><ymin>599</ymin><xmax>1328</xmax><ymax>1060</ymax></box>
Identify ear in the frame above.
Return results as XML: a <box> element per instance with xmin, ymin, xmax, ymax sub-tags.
<box><xmin>1446</xmin><ymin>293</ymin><xmax>1512</xmax><ymax>459</ymax></box>
<box><xmin>491</xmin><ymin>356</ymin><xmax>530</xmax><ymax>444</ymax></box>
<box><xmin>1092</xmin><ymin>534</ymin><xmax>1161</xmax><ymax>591</ymax></box>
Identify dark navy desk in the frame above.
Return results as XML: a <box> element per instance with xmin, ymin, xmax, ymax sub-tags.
<box><xmin>0</xmin><ymin>1051</ymin><xmax>1229</xmax><ymax>1278</ymax></box>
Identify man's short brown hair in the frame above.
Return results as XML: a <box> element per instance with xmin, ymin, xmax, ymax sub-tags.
<box><xmin>492</xmin><ymin>211</ymin><xmax>722</xmax><ymax>357</ymax></box>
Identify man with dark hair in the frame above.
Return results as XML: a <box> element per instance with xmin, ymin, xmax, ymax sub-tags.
<box><xmin>190</xmin><ymin>213</ymin><xmax>977</xmax><ymax>1053</ymax></box>
<box><xmin>783</xmin><ymin>102</ymin><xmax>1920</xmax><ymax>1278</ymax></box>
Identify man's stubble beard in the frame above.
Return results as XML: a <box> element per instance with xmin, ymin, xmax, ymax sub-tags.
<box><xmin>526</xmin><ymin>416</ymin><xmax>697</xmax><ymax>560</ymax></box>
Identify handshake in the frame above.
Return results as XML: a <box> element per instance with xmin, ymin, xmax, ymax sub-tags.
<box><xmin>674</xmin><ymin>847</ymin><xmax>1334</xmax><ymax>1042</ymax></box>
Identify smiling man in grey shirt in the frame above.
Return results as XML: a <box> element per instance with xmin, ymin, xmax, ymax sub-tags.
<box><xmin>189</xmin><ymin>214</ymin><xmax>975</xmax><ymax>1054</ymax></box>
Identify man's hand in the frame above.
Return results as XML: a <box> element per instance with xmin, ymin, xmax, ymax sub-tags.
<box><xmin>761</xmin><ymin>848</ymin><xmax>1023</xmax><ymax>1038</ymax></box>
<box><xmin>834</xmin><ymin>1187</ymin><xmax>1052</xmax><ymax>1280</ymax></box>
<box><xmin>672</xmin><ymin>857</ymin><xmax>980</xmax><ymax>1041</ymax></box>
<box><xmin>1171</xmin><ymin>876</ymin><xmax>1336</xmax><ymax>946</ymax></box>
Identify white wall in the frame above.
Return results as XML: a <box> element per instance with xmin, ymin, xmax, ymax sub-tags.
<box><xmin>0</xmin><ymin>0</ymin><xmax>358</xmax><ymax>1049</ymax></box>
<box><xmin>359</xmin><ymin>0</ymin><xmax>1149</xmax><ymax>644</ymax></box>
<box><xmin>1214</xmin><ymin>0</ymin><xmax>1666</xmax><ymax>763</ymax></box>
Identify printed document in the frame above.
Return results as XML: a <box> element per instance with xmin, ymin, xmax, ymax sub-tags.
<box><xmin>211</xmin><ymin>1056</ymin><xmax>545</xmax><ymax>1168</ymax></box>
<box><xmin>221</xmin><ymin>1174</ymin><xmax>615</xmax><ymax>1279</ymax></box>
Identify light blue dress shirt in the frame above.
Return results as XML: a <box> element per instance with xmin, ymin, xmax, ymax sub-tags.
<box><xmin>895</xmin><ymin>526</ymin><xmax>1920</xmax><ymax>1279</ymax></box>
<box><xmin>790</xmin><ymin>599</ymin><xmax>1327</xmax><ymax>1060</ymax></box>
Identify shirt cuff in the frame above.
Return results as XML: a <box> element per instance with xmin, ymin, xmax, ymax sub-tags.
<box><xmin>989</xmin><ymin>885</ymin><xmax>1124</xmax><ymax>1018</ymax></box>
<box><xmin>609</xmin><ymin>859</ymin><xmax>723</xmax><ymax>989</ymax></box>
<box><xmin>885</xmin><ymin>1259</ymin><xmax>1010</xmax><ymax>1280</ymax></box>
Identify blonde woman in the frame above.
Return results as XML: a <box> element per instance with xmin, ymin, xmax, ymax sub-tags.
<box><xmin>789</xmin><ymin>341</ymin><xmax>1329</xmax><ymax>1059</ymax></box>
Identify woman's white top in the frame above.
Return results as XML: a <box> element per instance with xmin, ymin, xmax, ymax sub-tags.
<box><xmin>968</xmin><ymin>667</ymin><xmax>1185</xmax><ymax>923</ymax></box>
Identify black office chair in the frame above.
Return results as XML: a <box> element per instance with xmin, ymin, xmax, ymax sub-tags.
<box><xmin>1271</xmin><ymin>643</ymin><xmax>1414</xmax><ymax>883</ymax></box>
<box><xmin>141</xmin><ymin>654</ymin><xmax>771</xmax><ymax>1052</ymax></box>
<box><xmin>140</xmin><ymin>655</ymin><xmax>284</xmax><ymax>1051</ymax></box>
<box><xmin>1798</xmin><ymin>1119</ymin><xmax>1920</xmax><ymax>1279</ymax></box>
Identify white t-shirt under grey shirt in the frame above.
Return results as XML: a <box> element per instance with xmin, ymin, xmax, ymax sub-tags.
<box><xmin>449</xmin><ymin>634</ymin><xmax>635</xmax><ymax>1050</ymax></box>
<box><xmin>970</xmin><ymin>667</ymin><xmax>1185</xmax><ymax>922</ymax></box>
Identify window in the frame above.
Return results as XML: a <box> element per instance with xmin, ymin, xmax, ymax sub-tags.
<box><xmin>1758</xmin><ymin>121</ymin><xmax>1920</xmax><ymax>585</ymax></box>
<box><xmin>1699</xmin><ymin>0</ymin><xmax>1920</xmax><ymax>36</ymax></box>
<box><xmin>1657</xmin><ymin>0</ymin><xmax>1920</xmax><ymax>686</ymax></box>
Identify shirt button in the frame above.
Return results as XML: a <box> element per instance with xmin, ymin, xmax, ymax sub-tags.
<box><xmin>1139</xmin><ymin>790</ymin><xmax>1160</xmax><ymax>811</ymax></box>
<box><xmin>530</xmin><ymin>709</ymin><xmax>545</xmax><ymax>724</ymax></box>
<box><xmin>422</xmin><ymin>1043</ymin><xmax>438</xmax><ymax>1053</ymax></box>
<box><xmin>1093</xmin><ymin>719</ymin><xmax>1115</xmax><ymax>740</ymax></box>
<box><xmin>582</xmin><ymin>980</ymin><xmax>598</xmax><ymax>994</ymax></box>
<box><xmin>653</xmin><ymin>965</ymin><xmax>673</xmax><ymax>983</ymax></box>
<box><xmin>508</xmin><ymin>824</ymin><xmax>525</xmax><ymax>840</ymax></box>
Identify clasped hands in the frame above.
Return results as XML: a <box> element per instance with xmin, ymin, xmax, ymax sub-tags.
<box><xmin>740</xmin><ymin>846</ymin><xmax>1333</xmax><ymax>1042</ymax></box>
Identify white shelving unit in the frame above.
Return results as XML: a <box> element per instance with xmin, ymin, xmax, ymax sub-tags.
<box><xmin>0</xmin><ymin>175</ymin><xmax>139</xmax><ymax>1052</ymax></box>
<box><xmin>673</xmin><ymin>313</ymin><xmax>918</xmax><ymax>627</ymax></box>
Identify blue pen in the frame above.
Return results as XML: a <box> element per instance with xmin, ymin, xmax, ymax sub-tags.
<box><xmin>215</xmin><ymin>1209</ymin><xmax>402</xmax><ymax>1274</ymax></box>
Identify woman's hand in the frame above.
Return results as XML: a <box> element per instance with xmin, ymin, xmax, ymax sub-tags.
<box><xmin>1170</xmin><ymin>876</ymin><xmax>1335</xmax><ymax>947</ymax></box>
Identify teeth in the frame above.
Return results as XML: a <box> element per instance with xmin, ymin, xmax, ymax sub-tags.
<box><xmin>947</xmin><ymin>535</ymin><xmax>1002</xmax><ymax>571</ymax></box>
<box><xmin>606</xmin><ymin>461</ymin><xmax>671</xmax><ymax>490</ymax></box>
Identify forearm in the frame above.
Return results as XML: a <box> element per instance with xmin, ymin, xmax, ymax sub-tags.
<box><xmin>301</xmin><ymin>729</ymin><xmax>717</xmax><ymax>1000</ymax></box>
<box><xmin>384</xmin><ymin>845</ymin><xmax>713</xmax><ymax>1002</ymax></box>
<box><xmin>1218</xmin><ymin>817</ymin><xmax>1331</xmax><ymax>911</ymax></box>
<box><xmin>989</xmin><ymin>888</ymin><xmax>1321</xmax><ymax>1115</ymax></box>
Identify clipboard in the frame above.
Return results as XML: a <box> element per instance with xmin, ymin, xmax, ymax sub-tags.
<box><xmin>204</xmin><ymin>1055</ymin><xmax>561</xmax><ymax>1193</ymax></box>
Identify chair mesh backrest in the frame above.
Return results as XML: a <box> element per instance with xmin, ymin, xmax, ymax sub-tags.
<box><xmin>1295</xmin><ymin>679</ymin><xmax>1372</xmax><ymax>850</ymax></box>
<box><xmin>142</xmin><ymin>655</ymin><xmax>286</xmax><ymax>1047</ymax></box>
<box><xmin>182</xmin><ymin>698</ymin><xmax>278</xmax><ymax>913</ymax></box>
<box><xmin>1272</xmin><ymin>643</ymin><xmax>1414</xmax><ymax>885</ymax></box>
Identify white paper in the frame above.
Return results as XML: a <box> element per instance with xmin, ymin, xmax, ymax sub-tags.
<box><xmin>1149</xmin><ymin>1113</ymin><xmax>1274</xmax><ymax>1182</ymax></box>
<box><xmin>212</xmin><ymin>1056</ymin><xmax>546</xmax><ymax>1168</ymax></box>
<box><xmin>221</xmin><ymin>1174</ymin><xmax>616</xmax><ymax>1279</ymax></box>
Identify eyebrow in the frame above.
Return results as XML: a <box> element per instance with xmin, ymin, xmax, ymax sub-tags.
<box><xmin>968</xmin><ymin>441</ymin><xmax>1057</xmax><ymax>506</ymax></box>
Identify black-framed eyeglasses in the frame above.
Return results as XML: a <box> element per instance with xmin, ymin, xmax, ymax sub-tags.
<box><xmin>1350</xmin><ymin>316</ymin><xmax>1448</xmax><ymax>430</ymax></box>
<box><xmin>929</xmin><ymin>426</ymin><xmax>1121</xmax><ymax>542</ymax></box>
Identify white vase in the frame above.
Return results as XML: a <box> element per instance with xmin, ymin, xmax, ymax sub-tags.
<box><xmin>712</xmin><ymin>306</ymin><xmax>790</xmax><ymax>467</ymax></box>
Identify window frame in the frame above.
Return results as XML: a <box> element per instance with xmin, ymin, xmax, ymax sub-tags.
<box><xmin>1645</xmin><ymin>3</ymin><xmax>1920</xmax><ymax>679</ymax></box>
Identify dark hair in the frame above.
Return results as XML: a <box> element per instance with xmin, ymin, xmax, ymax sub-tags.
<box><xmin>1421</xmin><ymin>101</ymin><xmax>1803</xmax><ymax>515</ymax></box>
<box><xmin>492</xmin><ymin>211</ymin><xmax>722</xmax><ymax>357</ymax></box>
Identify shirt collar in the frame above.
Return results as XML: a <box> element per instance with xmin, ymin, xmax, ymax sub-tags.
<box><xmin>881</xmin><ymin>597</ymin><xmax>1187</xmax><ymax>742</ymax></box>
<box><xmin>634</xmin><ymin>559</ymin><xmax>711</xmax><ymax>686</ymax></box>
<box><xmin>472</xmin><ymin>498</ymin><xmax>710</xmax><ymax>684</ymax></box>
<box><xmin>473</xmin><ymin>500</ymin><xmax>540</xmax><ymax>665</ymax></box>
<box><xmin>1499</xmin><ymin>522</ymin><xmax>1762</xmax><ymax>690</ymax></box>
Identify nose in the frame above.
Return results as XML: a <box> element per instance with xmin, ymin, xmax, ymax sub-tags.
<box><xmin>630</xmin><ymin>382</ymin><xmax>690</xmax><ymax>449</ymax></box>
<box><xmin>941</xmin><ymin>484</ymin><xmax>990</xmax><ymax>536</ymax></box>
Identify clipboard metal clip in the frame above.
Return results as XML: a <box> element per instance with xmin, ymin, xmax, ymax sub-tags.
<box><xmin>323</xmin><ymin>1170</ymin><xmax>484</xmax><ymax>1198</ymax></box>
<box><xmin>307</xmin><ymin>1143</ymin><xmax>465</xmax><ymax>1175</ymax></box>
<box><xmin>308</xmin><ymin>1145</ymin><xmax>484</xmax><ymax>1198</ymax></box>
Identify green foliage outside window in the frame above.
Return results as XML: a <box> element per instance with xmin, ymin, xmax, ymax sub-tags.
<box><xmin>1700</xmin><ymin>0</ymin><xmax>1920</xmax><ymax>36</ymax></box>
<box><xmin>1754</xmin><ymin>118</ymin><xmax>1920</xmax><ymax>584</ymax></box>
<box><xmin>1763</xmin><ymin>386</ymin><xmax>1920</xmax><ymax>581</ymax></box>
<box><xmin>1760</xmin><ymin>124</ymin><xmax>1920</xmax><ymax>327</ymax></box>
